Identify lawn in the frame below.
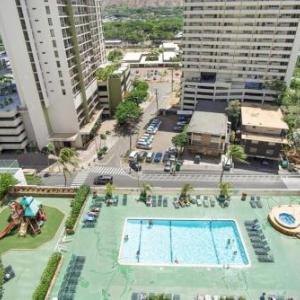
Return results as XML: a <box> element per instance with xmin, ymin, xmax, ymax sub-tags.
<box><xmin>25</xmin><ymin>174</ymin><xmax>43</xmax><ymax>185</ymax></box>
<box><xmin>0</xmin><ymin>205</ymin><xmax>64</xmax><ymax>255</ymax></box>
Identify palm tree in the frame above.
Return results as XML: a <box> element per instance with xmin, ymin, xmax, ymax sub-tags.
<box><xmin>51</xmin><ymin>148</ymin><xmax>78</xmax><ymax>186</ymax></box>
<box><xmin>105</xmin><ymin>183</ymin><xmax>115</xmax><ymax>199</ymax></box>
<box><xmin>140</xmin><ymin>183</ymin><xmax>152</xmax><ymax>202</ymax></box>
<box><xmin>218</xmin><ymin>182</ymin><xmax>232</xmax><ymax>200</ymax></box>
<box><xmin>220</xmin><ymin>145</ymin><xmax>247</xmax><ymax>183</ymax></box>
<box><xmin>180</xmin><ymin>183</ymin><xmax>193</xmax><ymax>200</ymax></box>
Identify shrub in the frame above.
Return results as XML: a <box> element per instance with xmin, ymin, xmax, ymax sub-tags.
<box><xmin>100</xmin><ymin>133</ymin><xmax>106</xmax><ymax>140</ymax></box>
<box><xmin>32</xmin><ymin>252</ymin><xmax>62</xmax><ymax>300</ymax></box>
<box><xmin>65</xmin><ymin>185</ymin><xmax>90</xmax><ymax>233</ymax></box>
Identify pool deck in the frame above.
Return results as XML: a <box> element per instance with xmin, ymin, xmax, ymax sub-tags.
<box><xmin>1</xmin><ymin>197</ymin><xmax>71</xmax><ymax>300</ymax></box>
<box><xmin>50</xmin><ymin>193</ymin><xmax>300</xmax><ymax>300</ymax></box>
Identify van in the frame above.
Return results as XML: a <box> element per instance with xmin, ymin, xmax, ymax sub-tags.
<box><xmin>146</xmin><ymin>152</ymin><xmax>154</xmax><ymax>162</ymax></box>
<box><xmin>129</xmin><ymin>151</ymin><xmax>138</xmax><ymax>161</ymax></box>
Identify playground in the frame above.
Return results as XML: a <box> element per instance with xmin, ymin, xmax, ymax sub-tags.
<box><xmin>0</xmin><ymin>196</ymin><xmax>71</xmax><ymax>300</ymax></box>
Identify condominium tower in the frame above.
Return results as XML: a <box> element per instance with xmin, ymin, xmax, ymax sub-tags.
<box><xmin>181</xmin><ymin>0</ymin><xmax>300</xmax><ymax>110</ymax></box>
<box><xmin>0</xmin><ymin>0</ymin><xmax>106</xmax><ymax>149</ymax></box>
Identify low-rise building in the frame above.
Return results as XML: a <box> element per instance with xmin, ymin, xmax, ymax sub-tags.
<box><xmin>241</xmin><ymin>104</ymin><xmax>289</xmax><ymax>160</ymax></box>
<box><xmin>98</xmin><ymin>64</ymin><xmax>132</xmax><ymax>116</ymax></box>
<box><xmin>186</xmin><ymin>111</ymin><xmax>230</xmax><ymax>157</ymax></box>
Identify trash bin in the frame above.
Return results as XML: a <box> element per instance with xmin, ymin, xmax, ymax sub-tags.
<box><xmin>175</xmin><ymin>162</ymin><xmax>181</xmax><ymax>171</ymax></box>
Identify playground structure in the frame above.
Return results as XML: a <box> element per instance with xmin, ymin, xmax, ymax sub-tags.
<box><xmin>0</xmin><ymin>196</ymin><xmax>47</xmax><ymax>239</ymax></box>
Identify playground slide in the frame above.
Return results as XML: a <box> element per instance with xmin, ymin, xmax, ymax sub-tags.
<box><xmin>19</xmin><ymin>221</ymin><xmax>28</xmax><ymax>237</ymax></box>
<box><xmin>0</xmin><ymin>222</ymin><xmax>17</xmax><ymax>239</ymax></box>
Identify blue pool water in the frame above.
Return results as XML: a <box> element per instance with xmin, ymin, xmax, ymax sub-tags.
<box><xmin>278</xmin><ymin>213</ymin><xmax>296</xmax><ymax>225</ymax></box>
<box><xmin>119</xmin><ymin>219</ymin><xmax>249</xmax><ymax>267</ymax></box>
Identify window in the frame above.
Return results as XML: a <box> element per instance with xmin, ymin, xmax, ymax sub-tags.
<box><xmin>62</xmin><ymin>89</ymin><xmax>66</xmax><ymax>95</ymax></box>
<box><xmin>249</xmin><ymin>147</ymin><xmax>257</xmax><ymax>153</ymax></box>
<box><xmin>266</xmin><ymin>149</ymin><xmax>275</xmax><ymax>155</ymax></box>
<box><xmin>52</xmin><ymin>40</ymin><xmax>57</xmax><ymax>48</ymax></box>
<box><xmin>56</xmin><ymin>61</ymin><xmax>61</xmax><ymax>68</ymax></box>
<box><xmin>60</xmin><ymin>80</ymin><xmax>64</xmax><ymax>86</ymax></box>
<box><xmin>48</xmin><ymin>18</ymin><xmax>53</xmax><ymax>26</ymax></box>
<box><xmin>50</xmin><ymin>29</ymin><xmax>55</xmax><ymax>37</ymax></box>
<box><xmin>45</xmin><ymin>6</ymin><xmax>50</xmax><ymax>14</ymax></box>
<box><xmin>58</xmin><ymin>70</ymin><xmax>63</xmax><ymax>77</ymax></box>
<box><xmin>54</xmin><ymin>50</ymin><xmax>59</xmax><ymax>58</ymax></box>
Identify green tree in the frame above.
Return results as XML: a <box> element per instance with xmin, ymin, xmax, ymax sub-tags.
<box><xmin>105</xmin><ymin>183</ymin><xmax>115</xmax><ymax>199</ymax></box>
<box><xmin>96</xmin><ymin>63</ymin><xmax>120</xmax><ymax>81</ymax></box>
<box><xmin>133</xmin><ymin>80</ymin><xmax>149</xmax><ymax>91</ymax></box>
<box><xmin>180</xmin><ymin>183</ymin><xmax>193</xmax><ymax>200</ymax></box>
<box><xmin>225</xmin><ymin>100</ymin><xmax>241</xmax><ymax>130</ymax></box>
<box><xmin>218</xmin><ymin>182</ymin><xmax>232</xmax><ymax>200</ymax></box>
<box><xmin>172</xmin><ymin>131</ymin><xmax>188</xmax><ymax>155</ymax></box>
<box><xmin>126</xmin><ymin>89</ymin><xmax>148</xmax><ymax>104</ymax></box>
<box><xmin>115</xmin><ymin>100</ymin><xmax>142</xmax><ymax>125</ymax></box>
<box><xmin>53</xmin><ymin>148</ymin><xmax>78</xmax><ymax>187</ymax></box>
<box><xmin>107</xmin><ymin>49</ymin><xmax>123</xmax><ymax>62</ymax></box>
<box><xmin>140</xmin><ymin>182</ymin><xmax>152</xmax><ymax>202</ymax></box>
<box><xmin>220</xmin><ymin>145</ymin><xmax>247</xmax><ymax>183</ymax></box>
<box><xmin>0</xmin><ymin>173</ymin><xmax>18</xmax><ymax>202</ymax></box>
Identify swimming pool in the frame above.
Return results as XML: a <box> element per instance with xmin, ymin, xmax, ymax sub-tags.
<box><xmin>119</xmin><ymin>218</ymin><xmax>250</xmax><ymax>268</ymax></box>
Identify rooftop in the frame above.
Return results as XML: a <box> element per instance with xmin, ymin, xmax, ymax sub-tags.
<box><xmin>187</xmin><ymin>111</ymin><xmax>228</xmax><ymax>136</ymax></box>
<box><xmin>123</xmin><ymin>52</ymin><xmax>143</xmax><ymax>62</ymax></box>
<box><xmin>241</xmin><ymin>103</ymin><xmax>289</xmax><ymax>130</ymax></box>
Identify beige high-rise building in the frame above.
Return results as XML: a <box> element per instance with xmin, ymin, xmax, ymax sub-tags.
<box><xmin>0</xmin><ymin>0</ymin><xmax>106</xmax><ymax>149</ymax></box>
<box><xmin>181</xmin><ymin>0</ymin><xmax>300</xmax><ymax>110</ymax></box>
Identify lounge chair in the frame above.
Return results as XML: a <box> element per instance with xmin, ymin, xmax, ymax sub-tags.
<box><xmin>203</xmin><ymin>196</ymin><xmax>209</xmax><ymax>207</ymax></box>
<box><xmin>196</xmin><ymin>296</ymin><xmax>205</xmax><ymax>300</ymax></box>
<box><xmin>131</xmin><ymin>293</ymin><xmax>138</xmax><ymax>300</ymax></box>
<box><xmin>246</xmin><ymin>228</ymin><xmax>263</xmax><ymax>234</ymax></box>
<box><xmin>173</xmin><ymin>200</ymin><xmax>180</xmax><ymax>209</ymax></box>
<box><xmin>257</xmin><ymin>254</ymin><xmax>274</xmax><ymax>263</ymax></box>
<box><xmin>250</xmin><ymin>200</ymin><xmax>256</xmax><ymax>208</ymax></box>
<box><xmin>212</xmin><ymin>296</ymin><xmax>220</xmax><ymax>300</ymax></box>
<box><xmin>248</xmin><ymin>231</ymin><xmax>263</xmax><ymax>238</ymax></box>
<box><xmin>210</xmin><ymin>197</ymin><xmax>216</xmax><ymax>207</ymax></box>
<box><xmin>196</xmin><ymin>197</ymin><xmax>203</xmax><ymax>207</ymax></box>
<box><xmin>190</xmin><ymin>196</ymin><xmax>196</xmax><ymax>204</ymax></box>
<box><xmin>146</xmin><ymin>198</ymin><xmax>152</xmax><ymax>207</ymax></box>
<box><xmin>122</xmin><ymin>195</ymin><xmax>127</xmax><ymax>206</ymax></box>
<box><xmin>250</xmin><ymin>237</ymin><xmax>267</xmax><ymax>243</ymax></box>
<box><xmin>113</xmin><ymin>195</ymin><xmax>119</xmax><ymax>206</ymax></box>
<box><xmin>256</xmin><ymin>197</ymin><xmax>263</xmax><ymax>208</ymax></box>
<box><xmin>163</xmin><ymin>198</ymin><xmax>168</xmax><ymax>207</ymax></box>
<box><xmin>255</xmin><ymin>249</ymin><xmax>269</xmax><ymax>256</ymax></box>
<box><xmin>158</xmin><ymin>198</ymin><xmax>162</xmax><ymax>207</ymax></box>
<box><xmin>152</xmin><ymin>199</ymin><xmax>157</xmax><ymax>207</ymax></box>
<box><xmin>250</xmin><ymin>195</ymin><xmax>255</xmax><ymax>201</ymax></box>
<box><xmin>204</xmin><ymin>295</ymin><xmax>212</xmax><ymax>300</ymax></box>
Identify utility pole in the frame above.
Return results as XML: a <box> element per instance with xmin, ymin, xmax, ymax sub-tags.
<box><xmin>155</xmin><ymin>89</ymin><xmax>159</xmax><ymax>115</ymax></box>
<box><xmin>171</xmin><ymin>68</ymin><xmax>174</xmax><ymax>92</ymax></box>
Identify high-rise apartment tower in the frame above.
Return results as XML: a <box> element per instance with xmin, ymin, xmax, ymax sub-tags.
<box><xmin>0</xmin><ymin>0</ymin><xmax>106</xmax><ymax>149</ymax></box>
<box><xmin>181</xmin><ymin>0</ymin><xmax>300</xmax><ymax>110</ymax></box>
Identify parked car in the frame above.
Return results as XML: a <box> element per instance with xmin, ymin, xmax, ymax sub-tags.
<box><xmin>129</xmin><ymin>151</ymin><xmax>138</xmax><ymax>162</ymax></box>
<box><xmin>146</xmin><ymin>152</ymin><xmax>155</xmax><ymax>162</ymax></box>
<box><xmin>154</xmin><ymin>152</ymin><xmax>163</xmax><ymax>163</ymax></box>
<box><xmin>130</xmin><ymin>161</ymin><xmax>142</xmax><ymax>172</ymax></box>
<box><xmin>162</xmin><ymin>152</ymin><xmax>170</xmax><ymax>162</ymax></box>
<box><xmin>173</xmin><ymin>125</ymin><xmax>184</xmax><ymax>132</ymax></box>
<box><xmin>164</xmin><ymin>161</ymin><xmax>172</xmax><ymax>172</ymax></box>
<box><xmin>136</xmin><ymin>142</ymin><xmax>152</xmax><ymax>150</ymax></box>
<box><xmin>137</xmin><ymin>151</ymin><xmax>147</xmax><ymax>162</ymax></box>
<box><xmin>93</xmin><ymin>175</ymin><xmax>113</xmax><ymax>185</ymax></box>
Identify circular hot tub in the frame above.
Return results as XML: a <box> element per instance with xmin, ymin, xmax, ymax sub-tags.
<box><xmin>275</xmin><ymin>212</ymin><xmax>299</xmax><ymax>229</ymax></box>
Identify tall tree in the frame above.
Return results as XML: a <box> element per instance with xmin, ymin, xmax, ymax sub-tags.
<box><xmin>52</xmin><ymin>148</ymin><xmax>78</xmax><ymax>186</ymax></box>
<box><xmin>225</xmin><ymin>100</ymin><xmax>241</xmax><ymax>130</ymax></box>
<box><xmin>171</xmin><ymin>131</ymin><xmax>188</xmax><ymax>155</ymax></box>
<box><xmin>220</xmin><ymin>145</ymin><xmax>247</xmax><ymax>183</ymax></box>
<box><xmin>180</xmin><ymin>183</ymin><xmax>193</xmax><ymax>200</ymax></box>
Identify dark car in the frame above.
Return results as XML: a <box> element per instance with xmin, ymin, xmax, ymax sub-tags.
<box><xmin>130</xmin><ymin>161</ymin><xmax>142</xmax><ymax>172</ymax></box>
<box><xmin>162</xmin><ymin>152</ymin><xmax>170</xmax><ymax>162</ymax></box>
<box><xmin>3</xmin><ymin>265</ymin><xmax>15</xmax><ymax>283</ymax></box>
<box><xmin>154</xmin><ymin>152</ymin><xmax>163</xmax><ymax>163</ymax></box>
<box><xmin>93</xmin><ymin>175</ymin><xmax>113</xmax><ymax>185</ymax></box>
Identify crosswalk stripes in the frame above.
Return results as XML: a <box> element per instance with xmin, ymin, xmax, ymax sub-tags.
<box><xmin>71</xmin><ymin>171</ymin><xmax>89</xmax><ymax>187</ymax></box>
<box><xmin>90</xmin><ymin>166</ymin><xmax>127</xmax><ymax>176</ymax></box>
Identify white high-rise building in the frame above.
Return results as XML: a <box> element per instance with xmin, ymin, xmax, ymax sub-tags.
<box><xmin>181</xmin><ymin>0</ymin><xmax>300</xmax><ymax>110</ymax></box>
<box><xmin>0</xmin><ymin>0</ymin><xmax>106</xmax><ymax>149</ymax></box>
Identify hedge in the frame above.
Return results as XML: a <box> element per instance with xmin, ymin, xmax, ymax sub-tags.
<box><xmin>0</xmin><ymin>258</ymin><xmax>4</xmax><ymax>299</ymax></box>
<box><xmin>32</xmin><ymin>252</ymin><xmax>62</xmax><ymax>300</ymax></box>
<box><xmin>65</xmin><ymin>185</ymin><xmax>90</xmax><ymax>234</ymax></box>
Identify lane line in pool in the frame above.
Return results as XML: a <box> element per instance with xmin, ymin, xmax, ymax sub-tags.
<box><xmin>169</xmin><ymin>220</ymin><xmax>173</xmax><ymax>263</ymax></box>
<box><xmin>137</xmin><ymin>220</ymin><xmax>143</xmax><ymax>263</ymax></box>
<box><xmin>209</xmin><ymin>221</ymin><xmax>220</xmax><ymax>265</ymax></box>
